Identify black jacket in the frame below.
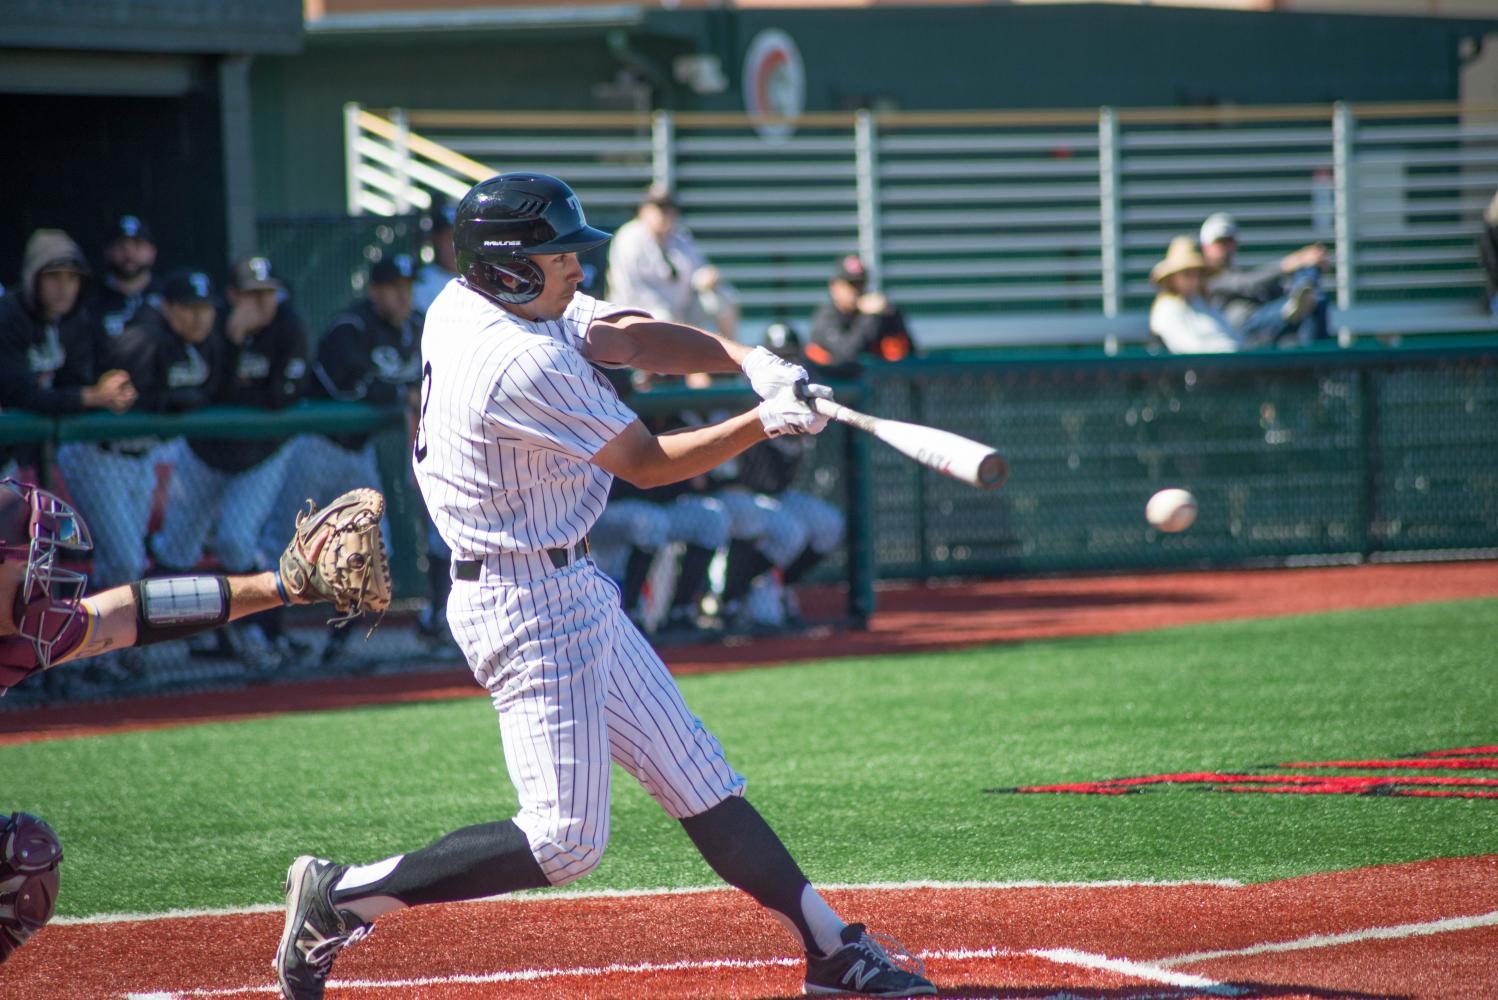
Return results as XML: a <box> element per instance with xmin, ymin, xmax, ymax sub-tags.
<box><xmin>112</xmin><ymin>306</ymin><xmax>222</xmax><ymax>416</ymax></box>
<box><xmin>90</xmin><ymin>275</ymin><xmax>163</xmax><ymax>340</ymax></box>
<box><xmin>806</xmin><ymin>302</ymin><xmax>915</xmax><ymax>373</ymax></box>
<box><xmin>311</xmin><ymin>298</ymin><xmax>422</xmax><ymax>451</ymax></box>
<box><xmin>185</xmin><ymin>302</ymin><xmax>309</xmax><ymax>472</ymax></box>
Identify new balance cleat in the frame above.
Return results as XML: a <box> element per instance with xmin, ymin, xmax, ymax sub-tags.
<box><xmin>804</xmin><ymin>922</ymin><xmax>937</xmax><ymax>997</ymax></box>
<box><xmin>274</xmin><ymin>855</ymin><xmax>372</xmax><ymax>1000</ymax></box>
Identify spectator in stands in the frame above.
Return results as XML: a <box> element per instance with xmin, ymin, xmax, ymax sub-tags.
<box><xmin>91</xmin><ymin>215</ymin><xmax>162</xmax><ymax>339</ymax></box>
<box><xmin>805</xmin><ymin>254</ymin><xmax>915</xmax><ymax>374</ymax></box>
<box><xmin>1149</xmin><ymin>236</ymin><xmax>1243</xmax><ymax>355</ymax></box>
<box><xmin>0</xmin><ymin>229</ymin><xmax>134</xmax><ymax>421</ymax></box>
<box><xmin>606</xmin><ymin>184</ymin><xmax>739</xmax><ymax>338</ymax></box>
<box><xmin>147</xmin><ymin>262</ymin><xmax>306</xmax><ymax>672</ymax></box>
<box><xmin>1480</xmin><ymin>191</ymin><xmax>1498</xmax><ymax>317</ymax></box>
<box><xmin>413</xmin><ymin>200</ymin><xmax>458</xmax><ymax>315</ymax></box>
<box><xmin>1199</xmin><ymin>212</ymin><xmax>1329</xmax><ymax>347</ymax></box>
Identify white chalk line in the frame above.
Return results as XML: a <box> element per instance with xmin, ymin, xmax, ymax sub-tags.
<box><xmin>55</xmin><ymin>877</ymin><xmax>1242</xmax><ymax>926</ymax></box>
<box><xmin>118</xmin><ymin>905</ymin><xmax>1498</xmax><ymax>999</ymax></box>
<box><xmin>124</xmin><ymin>944</ymin><xmax>1233</xmax><ymax>999</ymax></box>
<box><xmin>1156</xmin><ymin>907</ymin><xmax>1498</xmax><ymax>966</ymax></box>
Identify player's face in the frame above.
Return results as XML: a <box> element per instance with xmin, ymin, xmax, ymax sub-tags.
<box><xmin>369</xmin><ymin>279</ymin><xmax>414</xmax><ymax>327</ymax></box>
<box><xmin>516</xmin><ymin>253</ymin><xmax>585</xmax><ymax>321</ymax></box>
<box><xmin>106</xmin><ymin>237</ymin><xmax>157</xmax><ymax>280</ymax></box>
<box><xmin>163</xmin><ymin>300</ymin><xmax>217</xmax><ymax>343</ymax></box>
<box><xmin>35</xmin><ymin>270</ymin><xmax>83</xmax><ymax>320</ymax></box>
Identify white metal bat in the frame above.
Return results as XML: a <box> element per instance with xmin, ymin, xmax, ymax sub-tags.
<box><xmin>801</xmin><ymin>391</ymin><xmax>1007</xmax><ymax>489</ymax></box>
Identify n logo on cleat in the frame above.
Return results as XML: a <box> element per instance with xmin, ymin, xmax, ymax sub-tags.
<box><xmin>842</xmin><ymin>959</ymin><xmax>880</xmax><ymax>991</ymax></box>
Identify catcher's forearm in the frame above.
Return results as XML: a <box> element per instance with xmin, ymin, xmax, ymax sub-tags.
<box><xmin>55</xmin><ymin>572</ymin><xmax>292</xmax><ymax>666</ymax></box>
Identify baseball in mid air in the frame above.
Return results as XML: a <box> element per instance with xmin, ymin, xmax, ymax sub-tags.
<box><xmin>1146</xmin><ymin>488</ymin><xmax>1198</xmax><ymax>533</ymax></box>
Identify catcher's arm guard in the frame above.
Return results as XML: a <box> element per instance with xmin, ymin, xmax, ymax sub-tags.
<box><xmin>278</xmin><ymin>488</ymin><xmax>393</xmax><ymax>631</ymax></box>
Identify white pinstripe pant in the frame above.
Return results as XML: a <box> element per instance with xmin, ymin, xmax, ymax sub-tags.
<box><xmin>447</xmin><ymin>553</ymin><xmax>745</xmax><ymax>886</ymax></box>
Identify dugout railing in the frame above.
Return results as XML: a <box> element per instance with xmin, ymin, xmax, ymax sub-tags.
<box><xmin>2</xmin><ymin>339</ymin><xmax>1495</xmax><ymax>706</ymax></box>
<box><xmin>340</xmin><ymin>100</ymin><xmax>1498</xmax><ymax>349</ymax></box>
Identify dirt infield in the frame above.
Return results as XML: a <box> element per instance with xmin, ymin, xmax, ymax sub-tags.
<box><xmin>2</xmin><ymin>561</ymin><xmax>1495</xmax><ymax>746</ymax></box>
<box><xmin>10</xmin><ymin>855</ymin><xmax>1497</xmax><ymax>998</ymax></box>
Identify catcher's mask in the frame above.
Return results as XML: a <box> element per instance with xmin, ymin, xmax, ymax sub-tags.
<box><xmin>0</xmin><ymin>479</ymin><xmax>91</xmax><ymax>670</ymax></box>
<box><xmin>453</xmin><ymin>172</ymin><xmax>611</xmax><ymax>305</ymax></box>
<box><xmin>0</xmin><ymin>811</ymin><xmax>62</xmax><ymax>963</ymax></box>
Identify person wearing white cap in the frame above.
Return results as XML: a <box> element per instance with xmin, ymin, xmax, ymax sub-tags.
<box><xmin>1199</xmin><ymin>213</ymin><xmax>1329</xmax><ymax>346</ymax></box>
<box><xmin>1148</xmin><ymin>236</ymin><xmax>1242</xmax><ymax>354</ymax></box>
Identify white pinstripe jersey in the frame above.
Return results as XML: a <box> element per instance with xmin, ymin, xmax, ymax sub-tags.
<box><xmin>412</xmin><ymin>282</ymin><xmax>642</xmax><ymax>559</ymax></box>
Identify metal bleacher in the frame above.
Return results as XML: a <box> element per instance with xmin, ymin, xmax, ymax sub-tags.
<box><xmin>341</xmin><ymin>101</ymin><xmax>1498</xmax><ymax>350</ymax></box>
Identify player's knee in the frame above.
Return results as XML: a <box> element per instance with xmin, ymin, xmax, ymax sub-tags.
<box><xmin>544</xmin><ymin>836</ymin><xmax>606</xmax><ymax>886</ymax></box>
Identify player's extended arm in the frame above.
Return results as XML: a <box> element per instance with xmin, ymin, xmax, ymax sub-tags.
<box><xmin>56</xmin><ymin>572</ymin><xmax>291</xmax><ymax>665</ymax></box>
<box><xmin>582</xmin><ymin>314</ymin><xmax>752</xmax><ymax>375</ymax></box>
<box><xmin>592</xmin><ymin>412</ymin><xmax>767</xmax><ymax>490</ymax></box>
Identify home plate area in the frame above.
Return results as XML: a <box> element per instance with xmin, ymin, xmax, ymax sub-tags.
<box><xmin>14</xmin><ymin>855</ymin><xmax>1498</xmax><ymax>999</ymax></box>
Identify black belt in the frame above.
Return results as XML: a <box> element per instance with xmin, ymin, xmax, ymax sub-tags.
<box><xmin>454</xmin><ymin>538</ymin><xmax>590</xmax><ymax>580</ymax></box>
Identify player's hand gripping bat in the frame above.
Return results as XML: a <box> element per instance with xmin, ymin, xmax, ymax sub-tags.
<box><xmin>797</xmin><ymin>385</ymin><xmax>1007</xmax><ymax>489</ymax></box>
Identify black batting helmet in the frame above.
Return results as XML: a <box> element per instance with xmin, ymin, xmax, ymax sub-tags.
<box><xmin>453</xmin><ymin>173</ymin><xmax>611</xmax><ymax>305</ymax></box>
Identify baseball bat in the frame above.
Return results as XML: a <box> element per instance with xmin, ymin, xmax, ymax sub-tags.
<box><xmin>798</xmin><ymin>388</ymin><xmax>1007</xmax><ymax>489</ymax></box>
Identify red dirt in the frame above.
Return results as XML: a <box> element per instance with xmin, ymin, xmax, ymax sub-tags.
<box><xmin>7</xmin><ymin>855</ymin><xmax>1495</xmax><ymax>999</ymax></box>
<box><xmin>2</xmin><ymin>561</ymin><xmax>1494</xmax><ymax>746</ymax></box>
<box><xmin>1</xmin><ymin>563</ymin><xmax>1495</xmax><ymax>997</ymax></box>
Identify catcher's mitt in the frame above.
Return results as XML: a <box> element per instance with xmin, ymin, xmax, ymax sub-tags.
<box><xmin>279</xmin><ymin>488</ymin><xmax>392</xmax><ymax>630</ymax></box>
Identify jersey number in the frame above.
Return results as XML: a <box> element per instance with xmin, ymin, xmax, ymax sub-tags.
<box><xmin>414</xmin><ymin>360</ymin><xmax>432</xmax><ymax>463</ymax></box>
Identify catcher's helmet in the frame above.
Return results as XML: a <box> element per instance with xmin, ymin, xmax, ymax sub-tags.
<box><xmin>453</xmin><ymin>173</ymin><xmax>611</xmax><ymax>305</ymax></box>
<box><xmin>0</xmin><ymin>480</ymin><xmax>91</xmax><ymax>670</ymax></box>
<box><xmin>0</xmin><ymin>812</ymin><xmax>62</xmax><ymax>963</ymax></box>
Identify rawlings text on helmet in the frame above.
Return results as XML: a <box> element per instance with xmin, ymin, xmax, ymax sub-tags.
<box><xmin>453</xmin><ymin>173</ymin><xmax>612</xmax><ymax>305</ymax></box>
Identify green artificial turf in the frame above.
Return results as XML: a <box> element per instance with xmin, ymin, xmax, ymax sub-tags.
<box><xmin>6</xmin><ymin>598</ymin><xmax>1496</xmax><ymax>917</ymax></box>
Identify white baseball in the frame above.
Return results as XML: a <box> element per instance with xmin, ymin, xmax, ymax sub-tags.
<box><xmin>1146</xmin><ymin>488</ymin><xmax>1198</xmax><ymax>533</ymax></box>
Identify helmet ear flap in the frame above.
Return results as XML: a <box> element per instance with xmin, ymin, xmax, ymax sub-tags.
<box><xmin>463</xmin><ymin>257</ymin><xmax>545</xmax><ymax>305</ymax></box>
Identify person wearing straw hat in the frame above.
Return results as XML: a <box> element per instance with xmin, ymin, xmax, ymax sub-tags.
<box><xmin>1148</xmin><ymin>236</ymin><xmax>1243</xmax><ymax>354</ymax></box>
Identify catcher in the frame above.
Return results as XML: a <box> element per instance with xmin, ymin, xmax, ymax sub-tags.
<box><xmin>0</xmin><ymin>477</ymin><xmax>390</xmax><ymax>962</ymax></box>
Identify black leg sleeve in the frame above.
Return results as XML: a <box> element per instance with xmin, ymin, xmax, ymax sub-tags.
<box><xmin>669</xmin><ymin>543</ymin><xmax>715</xmax><ymax>611</ymax></box>
<box><xmin>331</xmin><ymin>820</ymin><xmax>550</xmax><ymax>908</ymax></box>
<box><xmin>621</xmin><ymin>545</ymin><xmax>655</xmax><ymax>612</ymax></box>
<box><xmin>781</xmin><ymin>545</ymin><xmax>825</xmax><ymax>586</ymax></box>
<box><xmin>720</xmin><ymin>538</ymin><xmax>775</xmax><ymax>605</ymax></box>
<box><xmin>680</xmin><ymin>796</ymin><xmax>818</xmax><ymax>952</ymax></box>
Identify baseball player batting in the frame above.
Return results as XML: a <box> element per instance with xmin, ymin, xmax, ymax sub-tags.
<box><xmin>0</xmin><ymin>477</ymin><xmax>390</xmax><ymax>964</ymax></box>
<box><xmin>273</xmin><ymin>172</ymin><xmax>936</xmax><ymax>999</ymax></box>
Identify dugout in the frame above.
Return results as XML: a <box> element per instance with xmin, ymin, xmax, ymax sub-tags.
<box><xmin>0</xmin><ymin>0</ymin><xmax>303</xmax><ymax>288</ymax></box>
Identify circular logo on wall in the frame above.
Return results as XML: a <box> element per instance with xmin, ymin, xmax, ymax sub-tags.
<box><xmin>742</xmin><ymin>29</ymin><xmax>805</xmax><ymax>143</ymax></box>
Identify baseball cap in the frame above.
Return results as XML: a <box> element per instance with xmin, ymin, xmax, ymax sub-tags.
<box><xmin>110</xmin><ymin>215</ymin><xmax>154</xmax><ymax>244</ymax></box>
<box><xmin>369</xmin><ymin>253</ymin><xmax>416</xmax><ymax>285</ymax></box>
<box><xmin>832</xmin><ymin>253</ymin><xmax>869</xmax><ymax>287</ymax></box>
<box><xmin>37</xmin><ymin>253</ymin><xmax>91</xmax><ymax>279</ymax></box>
<box><xmin>230</xmin><ymin>255</ymin><xmax>284</xmax><ymax>292</ymax></box>
<box><xmin>161</xmin><ymin>269</ymin><xmax>216</xmax><ymax>304</ymax></box>
<box><xmin>1199</xmin><ymin>213</ymin><xmax>1238</xmax><ymax>245</ymax></box>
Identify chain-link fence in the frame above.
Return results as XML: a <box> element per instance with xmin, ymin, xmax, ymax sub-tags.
<box><xmin>2</xmin><ymin>341</ymin><xmax>1494</xmax><ymax>708</ymax></box>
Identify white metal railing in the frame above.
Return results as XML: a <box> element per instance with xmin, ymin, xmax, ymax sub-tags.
<box><xmin>344</xmin><ymin>100</ymin><xmax>1498</xmax><ymax>344</ymax></box>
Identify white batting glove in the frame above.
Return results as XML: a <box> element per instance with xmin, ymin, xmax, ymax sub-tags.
<box><xmin>757</xmin><ymin>384</ymin><xmax>832</xmax><ymax>437</ymax></box>
<box><xmin>742</xmin><ymin>346</ymin><xmax>810</xmax><ymax>401</ymax></box>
